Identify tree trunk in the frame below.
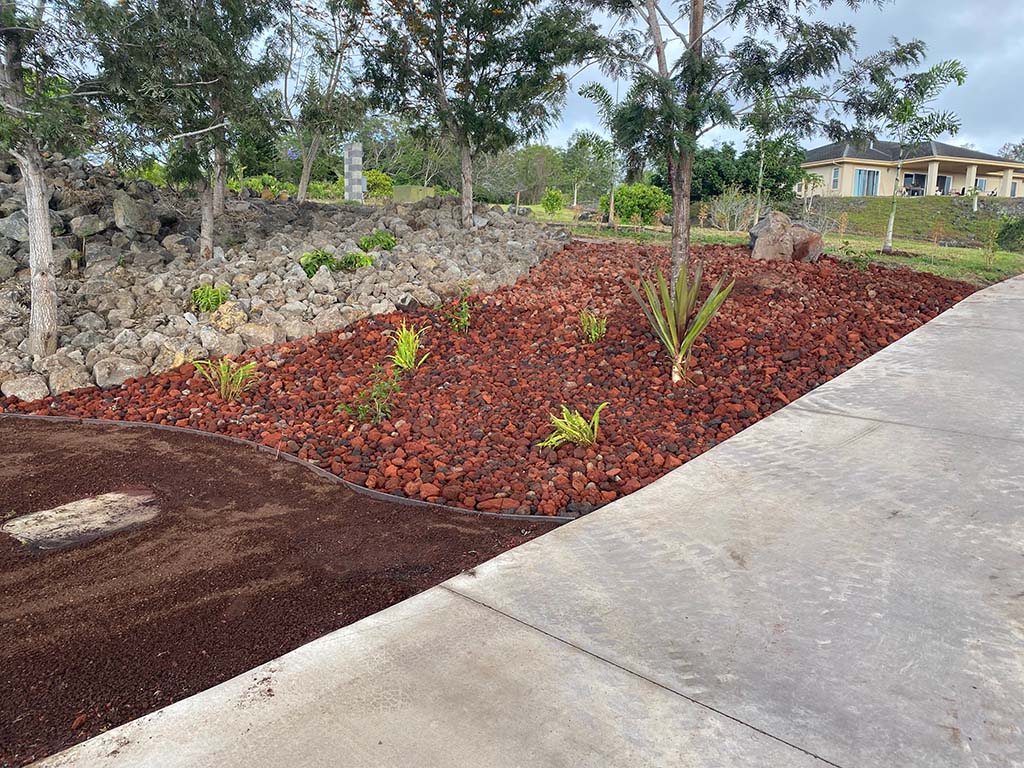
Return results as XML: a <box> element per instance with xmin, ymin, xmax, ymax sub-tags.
<box><xmin>20</xmin><ymin>147</ymin><xmax>58</xmax><ymax>358</ymax></box>
<box><xmin>459</xmin><ymin>142</ymin><xmax>474</xmax><ymax>229</ymax></box>
<box><xmin>668</xmin><ymin>151</ymin><xmax>693</xmax><ymax>282</ymax></box>
<box><xmin>883</xmin><ymin>156</ymin><xmax>903</xmax><ymax>254</ymax></box>
<box><xmin>296</xmin><ymin>133</ymin><xmax>323</xmax><ymax>204</ymax></box>
<box><xmin>754</xmin><ymin>143</ymin><xmax>766</xmax><ymax>224</ymax></box>
<box><xmin>213</xmin><ymin>144</ymin><xmax>227</xmax><ymax>216</ymax></box>
<box><xmin>608</xmin><ymin>184</ymin><xmax>616</xmax><ymax>229</ymax></box>
<box><xmin>198</xmin><ymin>177</ymin><xmax>215</xmax><ymax>258</ymax></box>
<box><xmin>573</xmin><ymin>182</ymin><xmax>578</xmax><ymax>207</ymax></box>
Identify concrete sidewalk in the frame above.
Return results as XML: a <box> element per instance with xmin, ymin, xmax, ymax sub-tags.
<box><xmin>39</xmin><ymin>278</ymin><xmax>1024</xmax><ymax>768</ymax></box>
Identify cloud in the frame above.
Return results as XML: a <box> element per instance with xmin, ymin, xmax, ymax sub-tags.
<box><xmin>550</xmin><ymin>1</ymin><xmax>1024</xmax><ymax>155</ymax></box>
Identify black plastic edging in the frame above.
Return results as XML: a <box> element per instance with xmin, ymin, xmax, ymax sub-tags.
<box><xmin>0</xmin><ymin>413</ymin><xmax>572</xmax><ymax>525</ymax></box>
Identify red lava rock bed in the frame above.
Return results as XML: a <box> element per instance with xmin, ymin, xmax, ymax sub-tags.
<box><xmin>0</xmin><ymin>419</ymin><xmax>550</xmax><ymax>767</ymax></box>
<box><xmin>2</xmin><ymin>241</ymin><xmax>974</xmax><ymax>517</ymax></box>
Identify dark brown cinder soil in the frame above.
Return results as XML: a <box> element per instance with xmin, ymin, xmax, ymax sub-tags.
<box><xmin>0</xmin><ymin>418</ymin><xmax>552</xmax><ymax>767</ymax></box>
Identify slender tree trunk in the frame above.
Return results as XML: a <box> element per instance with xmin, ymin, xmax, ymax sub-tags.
<box><xmin>572</xmin><ymin>183</ymin><xmax>578</xmax><ymax>207</ymax></box>
<box><xmin>459</xmin><ymin>142</ymin><xmax>474</xmax><ymax>229</ymax></box>
<box><xmin>883</xmin><ymin>156</ymin><xmax>903</xmax><ymax>254</ymax></box>
<box><xmin>213</xmin><ymin>144</ymin><xmax>227</xmax><ymax>216</ymax></box>
<box><xmin>296</xmin><ymin>133</ymin><xmax>323</xmax><ymax>203</ymax></box>
<box><xmin>608</xmin><ymin>184</ymin><xmax>616</xmax><ymax>229</ymax></box>
<box><xmin>668</xmin><ymin>151</ymin><xmax>693</xmax><ymax>282</ymax></box>
<box><xmin>19</xmin><ymin>146</ymin><xmax>58</xmax><ymax>358</ymax></box>
<box><xmin>198</xmin><ymin>177</ymin><xmax>215</xmax><ymax>258</ymax></box>
<box><xmin>754</xmin><ymin>143</ymin><xmax>766</xmax><ymax>223</ymax></box>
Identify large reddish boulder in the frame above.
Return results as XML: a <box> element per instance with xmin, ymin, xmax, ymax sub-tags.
<box><xmin>749</xmin><ymin>212</ymin><xmax>822</xmax><ymax>262</ymax></box>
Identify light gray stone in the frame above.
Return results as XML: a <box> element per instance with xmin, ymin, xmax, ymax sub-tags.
<box><xmin>93</xmin><ymin>356</ymin><xmax>149</xmax><ymax>387</ymax></box>
<box><xmin>0</xmin><ymin>373</ymin><xmax>48</xmax><ymax>401</ymax></box>
<box><xmin>236</xmin><ymin>322</ymin><xmax>285</xmax><ymax>348</ymax></box>
<box><xmin>113</xmin><ymin>191</ymin><xmax>160</xmax><ymax>235</ymax></box>
<box><xmin>69</xmin><ymin>214</ymin><xmax>108</xmax><ymax>238</ymax></box>
<box><xmin>2</xmin><ymin>491</ymin><xmax>158</xmax><ymax>550</ymax></box>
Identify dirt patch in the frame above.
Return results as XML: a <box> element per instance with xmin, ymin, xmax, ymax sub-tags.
<box><xmin>1</xmin><ymin>242</ymin><xmax>974</xmax><ymax>516</ymax></box>
<box><xmin>0</xmin><ymin>419</ymin><xmax>551</xmax><ymax>767</ymax></box>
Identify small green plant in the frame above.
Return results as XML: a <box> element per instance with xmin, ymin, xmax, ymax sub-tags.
<box><xmin>337</xmin><ymin>364</ymin><xmax>401</xmax><ymax>424</ymax></box>
<box><xmin>541</xmin><ymin>187</ymin><xmax>565</xmax><ymax>215</ymax></box>
<box><xmin>337</xmin><ymin>251</ymin><xmax>374</xmax><ymax>270</ymax></box>
<box><xmin>388</xmin><ymin>321</ymin><xmax>431</xmax><ymax>372</ymax></box>
<box><xmin>538</xmin><ymin>402</ymin><xmax>609</xmax><ymax>449</ymax></box>
<box><xmin>627</xmin><ymin>263</ymin><xmax>734</xmax><ymax>384</ymax></box>
<box><xmin>190</xmin><ymin>285</ymin><xmax>230</xmax><ymax>312</ymax></box>
<box><xmin>192</xmin><ymin>358</ymin><xmax>259</xmax><ymax>401</ymax></box>
<box><xmin>299</xmin><ymin>249</ymin><xmax>339</xmax><ymax>278</ymax></box>
<box><xmin>440</xmin><ymin>283</ymin><xmax>473</xmax><ymax>333</ymax></box>
<box><xmin>579</xmin><ymin>309</ymin><xmax>607</xmax><ymax>343</ymax></box>
<box><xmin>358</xmin><ymin>230</ymin><xmax>397</xmax><ymax>252</ymax></box>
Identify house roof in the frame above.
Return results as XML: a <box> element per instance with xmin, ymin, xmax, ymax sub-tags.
<box><xmin>803</xmin><ymin>140</ymin><xmax>1019</xmax><ymax>165</ymax></box>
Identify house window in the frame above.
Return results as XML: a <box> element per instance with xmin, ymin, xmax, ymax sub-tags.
<box><xmin>853</xmin><ymin>169</ymin><xmax>880</xmax><ymax>196</ymax></box>
<box><xmin>831</xmin><ymin>167</ymin><xmax>840</xmax><ymax>190</ymax></box>
<box><xmin>1013</xmin><ymin>182</ymin><xmax>1018</xmax><ymax>198</ymax></box>
<box><xmin>976</xmin><ymin>179</ymin><xmax>987</xmax><ymax>192</ymax></box>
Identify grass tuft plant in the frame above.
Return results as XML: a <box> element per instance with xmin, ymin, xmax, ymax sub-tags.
<box><xmin>190</xmin><ymin>285</ymin><xmax>230</xmax><ymax>312</ymax></box>
<box><xmin>388</xmin><ymin>321</ymin><xmax>431</xmax><ymax>373</ymax></box>
<box><xmin>538</xmin><ymin>402</ymin><xmax>609</xmax><ymax>449</ymax></box>
<box><xmin>358</xmin><ymin>230</ymin><xmax>397</xmax><ymax>252</ymax></box>
<box><xmin>627</xmin><ymin>263</ymin><xmax>734</xmax><ymax>384</ymax></box>
<box><xmin>192</xmin><ymin>358</ymin><xmax>259</xmax><ymax>401</ymax></box>
<box><xmin>337</xmin><ymin>364</ymin><xmax>401</xmax><ymax>424</ymax></box>
<box><xmin>579</xmin><ymin>309</ymin><xmax>607</xmax><ymax>343</ymax></box>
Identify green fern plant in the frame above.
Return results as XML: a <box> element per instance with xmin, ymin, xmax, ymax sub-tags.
<box><xmin>627</xmin><ymin>263</ymin><xmax>734</xmax><ymax>384</ymax></box>
<box><xmin>192</xmin><ymin>358</ymin><xmax>259</xmax><ymax>401</ymax></box>
<box><xmin>190</xmin><ymin>285</ymin><xmax>230</xmax><ymax>312</ymax></box>
<box><xmin>579</xmin><ymin>309</ymin><xmax>607</xmax><ymax>343</ymax></box>
<box><xmin>388</xmin><ymin>321</ymin><xmax>431</xmax><ymax>372</ymax></box>
<box><xmin>538</xmin><ymin>402</ymin><xmax>609</xmax><ymax>449</ymax></box>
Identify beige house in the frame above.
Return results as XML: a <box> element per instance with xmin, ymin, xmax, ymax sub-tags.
<box><xmin>799</xmin><ymin>140</ymin><xmax>1024</xmax><ymax>199</ymax></box>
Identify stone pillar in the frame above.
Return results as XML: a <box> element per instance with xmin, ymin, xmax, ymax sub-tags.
<box><xmin>965</xmin><ymin>164</ymin><xmax>977</xmax><ymax>191</ymax></box>
<box><xmin>344</xmin><ymin>143</ymin><xmax>364</xmax><ymax>203</ymax></box>
<box><xmin>1000</xmin><ymin>167</ymin><xmax>1014</xmax><ymax>197</ymax></box>
<box><xmin>925</xmin><ymin>160</ymin><xmax>939</xmax><ymax>196</ymax></box>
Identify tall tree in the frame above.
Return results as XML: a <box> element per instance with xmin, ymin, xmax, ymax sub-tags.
<box><xmin>842</xmin><ymin>52</ymin><xmax>966</xmax><ymax>253</ymax></box>
<box><xmin>362</xmin><ymin>0</ymin><xmax>603</xmax><ymax>227</ymax></box>
<box><xmin>998</xmin><ymin>139</ymin><xmax>1024</xmax><ymax>162</ymax></box>
<box><xmin>278</xmin><ymin>0</ymin><xmax>365</xmax><ymax>203</ymax></box>
<box><xmin>561</xmin><ymin>130</ymin><xmax>613</xmax><ymax>206</ymax></box>
<box><xmin>597</xmin><ymin>0</ymin><xmax>893</xmax><ymax>279</ymax></box>
<box><xmin>89</xmin><ymin>0</ymin><xmax>281</xmax><ymax>257</ymax></box>
<box><xmin>0</xmin><ymin>0</ymin><xmax>95</xmax><ymax>357</ymax></box>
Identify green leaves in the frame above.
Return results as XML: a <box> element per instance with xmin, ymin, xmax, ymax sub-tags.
<box><xmin>388</xmin><ymin>321</ymin><xmax>431</xmax><ymax>373</ymax></box>
<box><xmin>627</xmin><ymin>263</ymin><xmax>734</xmax><ymax>384</ymax></box>
<box><xmin>193</xmin><ymin>358</ymin><xmax>259</xmax><ymax>402</ymax></box>
<box><xmin>537</xmin><ymin>403</ymin><xmax>609</xmax><ymax>449</ymax></box>
<box><xmin>190</xmin><ymin>285</ymin><xmax>230</xmax><ymax>312</ymax></box>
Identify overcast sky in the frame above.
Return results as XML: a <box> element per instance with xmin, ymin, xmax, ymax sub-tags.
<box><xmin>548</xmin><ymin>0</ymin><xmax>1024</xmax><ymax>155</ymax></box>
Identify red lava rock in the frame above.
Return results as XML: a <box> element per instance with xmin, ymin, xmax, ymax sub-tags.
<box><xmin>0</xmin><ymin>242</ymin><xmax>972</xmax><ymax>516</ymax></box>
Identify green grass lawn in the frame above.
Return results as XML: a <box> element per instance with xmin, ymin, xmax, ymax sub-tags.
<box><xmin>529</xmin><ymin>206</ymin><xmax>1024</xmax><ymax>286</ymax></box>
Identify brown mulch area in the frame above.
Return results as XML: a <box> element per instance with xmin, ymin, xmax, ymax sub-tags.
<box><xmin>0</xmin><ymin>419</ymin><xmax>551</xmax><ymax>767</ymax></box>
<box><xmin>1</xmin><ymin>242</ymin><xmax>975</xmax><ymax>517</ymax></box>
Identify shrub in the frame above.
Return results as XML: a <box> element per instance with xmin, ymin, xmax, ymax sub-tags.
<box><xmin>997</xmin><ymin>217</ymin><xmax>1024</xmax><ymax>253</ymax></box>
<box><xmin>337</xmin><ymin>364</ymin><xmax>401</xmax><ymax>424</ymax></box>
<box><xmin>193</xmin><ymin>358</ymin><xmax>259</xmax><ymax>401</ymax></box>
<box><xmin>227</xmin><ymin>173</ymin><xmax>298</xmax><ymax>197</ymax></box>
<box><xmin>190</xmin><ymin>285</ymin><xmax>229</xmax><ymax>312</ymax></box>
<box><xmin>338</xmin><ymin>251</ymin><xmax>374</xmax><ymax>270</ymax></box>
<box><xmin>627</xmin><ymin>263</ymin><xmax>734</xmax><ymax>384</ymax></box>
<box><xmin>707</xmin><ymin>187</ymin><xmax>757</xmax><ymax>231</ymax></box>
<box><xmin>579</xmin><ymin>309</ymin><xmax>607</xmax><ymax>343</ymax></box>
<box><xmin>440</xmin><ymin>283</ymin><xmax>473</xmax><ymax>333</ymax></box>
<box><xmin>307</xmin><ymin>180</ymin><xmax>346</xmax><ymax>200</ymax></box>
<box><xmin>538</xmin><ymin>402</ymin><xmax>609</xmax><ymax>449</ymax></box>
<box><xmin>365</xmin><ymin>169</ymin><xmax>394</xmax><ymax>199</ymax></box>
<box><xmin>299</xmin><ymin>249</ymin><xmax>339</xmax><ymax>278</ymax></box>
<box><xmin>541</xmin><ymin>187</ymin><xmax>565</xmax><ymax>215</ymax></box>
<box><xmin>358</xmin><ymin>230</ymin><xmax>397</xmax><ymax>252</ymax></box>
<box><xmin>599</xmin><ymin>184</ymin><xmax>673</xmax><ymax>225</ymax></box>
<box><xmin>388</xmin><ymin>321</ymin><xmax>431</xmax><ymax>373</ymax></box>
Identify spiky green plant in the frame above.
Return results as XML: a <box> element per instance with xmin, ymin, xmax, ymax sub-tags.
<box><xmin>627</xmin><ymin>264</ymin><xmax>734</xmax><ymax>384</ymax></box>
<box><xmin>388</xmin><ymin>321</ymin><xmax>431</xmax><ymax>373</ymax></box>
<box><xmin>190</xmin><ymin>285</ymin><xmax>230</xmax><ymax>312</ymax></box>
<box><xmin>538</xmin><ymin>402</ymin><xmax>609</xmax><ymax>449</ymax></box>
<box><xmin>192</xmin><ymin>358</ymin><xmax>259</xmax><ymax>401</ymax></box>
<box><xmin>579</xmin><ymin>309</ymin><xmax>607</xmax><ymax>343</ymax></box>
